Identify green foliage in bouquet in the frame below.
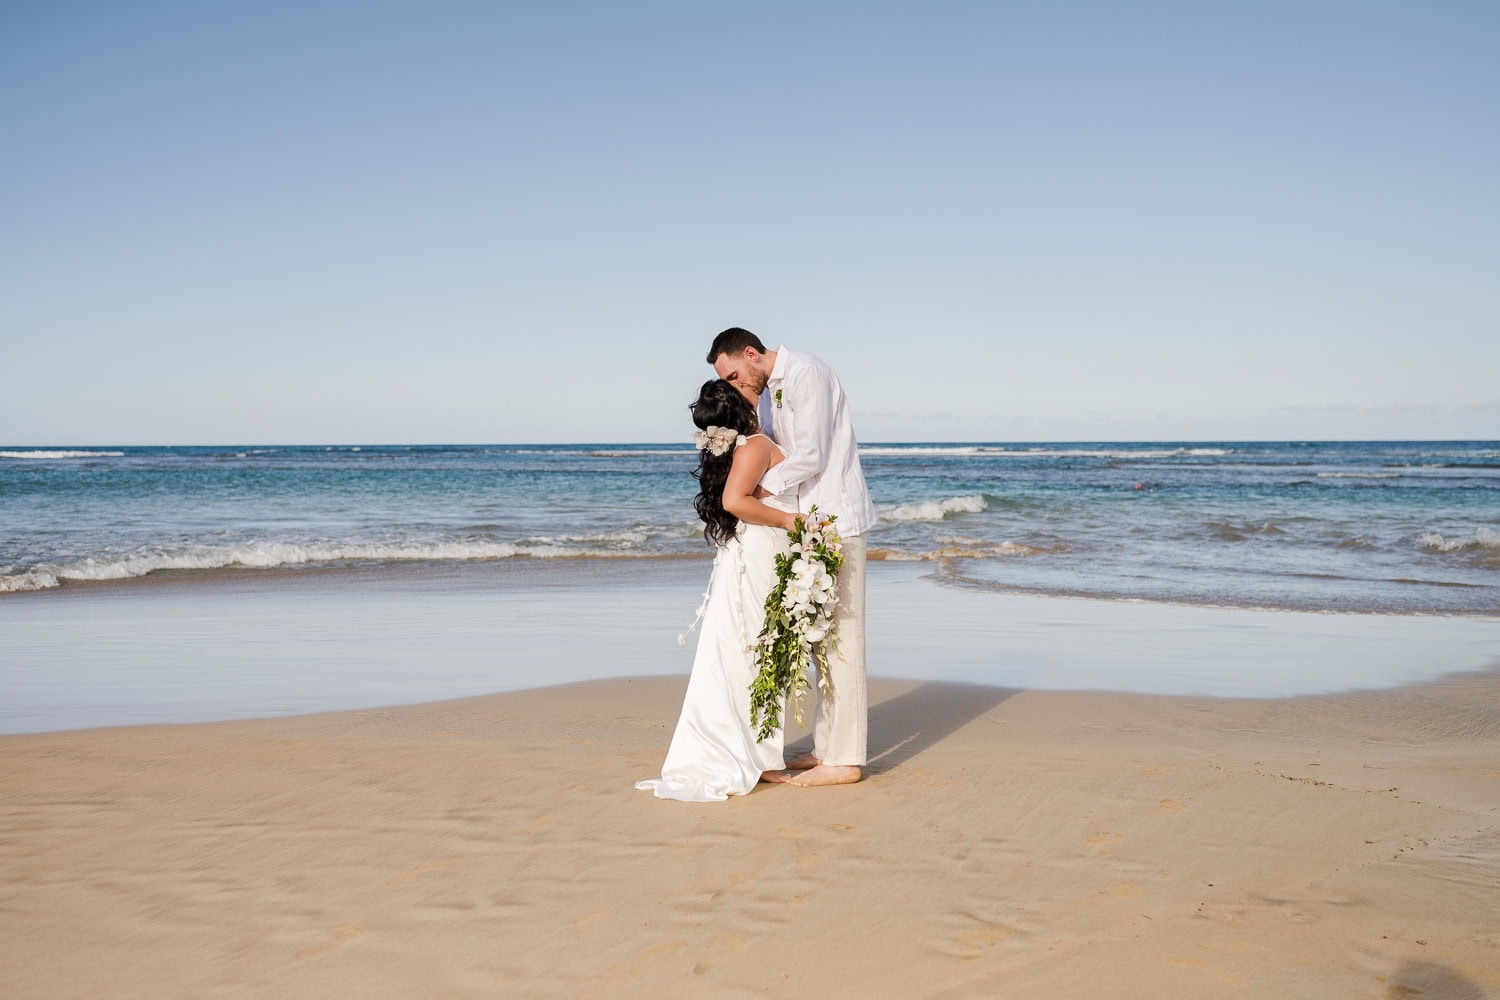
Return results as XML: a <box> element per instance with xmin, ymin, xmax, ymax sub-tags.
<box><xmin>748</xmin><ymin>506</ymin><xmax>845</xmax><ymax>741</ymax></box>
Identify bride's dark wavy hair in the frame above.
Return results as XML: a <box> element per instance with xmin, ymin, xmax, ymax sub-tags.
<box><xmin>691</xmin><ymin>379</ymin><xmax>760</xmax><ymax>547</ymax></box>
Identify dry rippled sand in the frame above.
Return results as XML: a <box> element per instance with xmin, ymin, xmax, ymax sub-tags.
<box><xmin>3</xmin><ymin>672</ymin><xmax>1498</xmax><ymax>998</ymax></box>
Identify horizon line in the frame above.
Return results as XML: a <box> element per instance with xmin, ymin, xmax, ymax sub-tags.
<box><xmin>4</xmin><ymin>437</ymin><xmax>1498</xmax><ymax>450</ymax></box>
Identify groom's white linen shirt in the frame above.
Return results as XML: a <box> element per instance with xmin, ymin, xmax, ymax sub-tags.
<box><xmin>756</xmin><ymin>346</ymin><xmax>878</xmax><ymax>538</ymax></box>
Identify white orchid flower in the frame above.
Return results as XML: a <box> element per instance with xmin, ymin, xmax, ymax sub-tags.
<box><xmin>692</xmin><ymin>425</ymin><xmax>743</xmax><ymax>457</ymax></box>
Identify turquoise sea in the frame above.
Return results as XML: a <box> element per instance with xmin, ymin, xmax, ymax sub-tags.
<box><xmin>4</xmin><ymin>440</ymin><xmax>1500</xmax><ymax>733</ymax></box>
<box><xmin>3</xmin><ymin>440</ymin><xmax>1497</xmax><ymax>613</ymax></box>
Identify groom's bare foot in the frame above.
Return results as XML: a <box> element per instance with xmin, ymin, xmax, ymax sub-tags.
<box><xmin>786</xmin><ymin>764</ymin><xmax>861</xmax><ymax>787</ymax></box>
<box><xmin>760</xmin><ymin>770</ymin><xmax>795</xmax><ymax>784</ymax></box>
<box><xmin>785</xmin><ymin>753</ymin><xmax>821</xmax><ymax>770</ymax></box>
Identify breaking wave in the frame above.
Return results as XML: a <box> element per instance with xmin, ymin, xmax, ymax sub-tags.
<box><xmin>878</xmin><ymin>495</ymin><xmax>988</xmax><ymax>522</ymax></box>
<box><xmin>1418</xmin><ymin>527</ymin><xmax>1500</xmax><ymax>555</ymax></box>
<box><xmin>0</xmin><ymin>539</ymin><xmax>675</xmax><ymax>592</ymax></box>
<box><xmin>0</xmin><ymin>450</ymin><xmax>125</xmax><ymax>460</ymax></box>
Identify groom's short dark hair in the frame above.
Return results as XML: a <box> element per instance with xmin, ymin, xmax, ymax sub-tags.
<box><xmin>706</xmin><ymin>327</ymin><xmax>767</xmax><ymax>364</ymax></box>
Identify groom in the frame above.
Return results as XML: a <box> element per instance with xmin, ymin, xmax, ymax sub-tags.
<box><xmin>707</xmin><ymin>328</ymin><xmax>877</xmax><ymax>787</ymax></box>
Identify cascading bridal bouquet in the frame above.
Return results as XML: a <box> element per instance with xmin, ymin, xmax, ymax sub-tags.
<box><xmin>748</xmin><ymin>506</ymin><xmax>845</xmax><ymax>741</ymax></box>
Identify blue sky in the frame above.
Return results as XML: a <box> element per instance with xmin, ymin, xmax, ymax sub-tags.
<box><xmin>3</xmin><ymin>1</ymin><xmax>1496</xmax><ymax>444</ymax></box>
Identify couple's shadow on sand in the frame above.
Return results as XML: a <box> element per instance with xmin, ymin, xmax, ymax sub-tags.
<box><xmin>783</xmin><ymin>681</ymin><xmax>1017</xmax><ymax>778</ymax></box>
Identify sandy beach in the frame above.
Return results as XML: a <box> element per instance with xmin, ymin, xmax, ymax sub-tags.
<box><xmin>6</xmin><ymin>0</ymin><xmax>1498</xmax><ymax>993</ymax></box>
<box><xmin>4</xmin><ymin>667</ymin><xmax>1497</xmax><ymax>999</ymax></box>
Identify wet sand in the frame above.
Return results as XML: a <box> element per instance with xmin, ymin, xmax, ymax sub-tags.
<box><xmin>5</xmin><ymin>558</ymin><xmax>1499</xmax><ymax>734</ymax></box>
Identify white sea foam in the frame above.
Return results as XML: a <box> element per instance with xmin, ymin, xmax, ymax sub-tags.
<box><xmin>522</xmin><ymin>524</ymin><xmax>690</xmax><ymax>548</ymax></box>
<box><xmin>879</xmin><ymin>495</ymin><xmax>988</xmax><ymax>522</ymax></box>
<box><xmin>933</xmin><ymin>532</ymin><xmax>995</xmax><ymax>547</ymax></box>
<box><xmin>582</xmin><ymin>449</ymin><xmax>695</xmax><ymax>458</ymax></box>
<box><xmin>1317</xmin><ymin>472</ymin><xmax>1402</xmax><ymax>479</ymax></box>
<box><xmin>0</xmin><ymin>570</ymin><xmax>61</xmax><ymax>592</ymax></box>
<box><xmin>0</xmin><ymin>450</ymin><xmax>125</xmax><ymax>460</ymax></box>
<box><xmin>872</xmin><ymin>539</ymin><xmax>1047</xmax><ymax>561</ymax></box>
<box><xmin>858</xmin><ymin>446</ymin><xmax>990</xmax><ymax>457</ymax></box>
<box><xmin>857</xmin><ymin>446</ymin><xmax>1233</xmax><ymax>459</ymax></box>
<box><xmin>0</xmin><ymin>538</ymin><xmax>670</xmax><ymax>592</ymax></box>
<box><xmin>940</xmin><ymin>540</ymin><xmax>1046</xmax><ymax>558</ymax></box>
<box><xmin>1418</xmin><ymin>527</ymin><xmax>1500</xmax><ymax>554</ymax></box>
<box><xmin>509</xmin><ymin>448</ymin><xmax>692</xmax><ymax>457</ymax></box>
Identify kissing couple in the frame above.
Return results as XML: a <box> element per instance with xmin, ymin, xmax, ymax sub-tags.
<box><xmin>637</xmin><ymin>328</ymin><xmax>877</xmax><ymax>802</ymax></box>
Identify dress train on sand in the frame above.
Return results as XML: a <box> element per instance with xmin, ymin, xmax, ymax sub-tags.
<box><xmin>636</xmin><ymin>491</ymin><xmax>796</xmax><ymax>802</ymax></box>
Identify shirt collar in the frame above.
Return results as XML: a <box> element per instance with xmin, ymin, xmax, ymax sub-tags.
<box><xmin>767</xmin><ymin>345</ymin><xmax>790</xmax><ymax>384</ymax></box>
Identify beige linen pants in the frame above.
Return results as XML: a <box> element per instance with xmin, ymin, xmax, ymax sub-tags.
<box><xmin>811</xmin><ymin>533</ymin><xmax>867</xmax><ymax>766</ymax></box>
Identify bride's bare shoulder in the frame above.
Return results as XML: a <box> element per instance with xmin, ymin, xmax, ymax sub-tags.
<box><xmin>741</xmin><ymin>433</ymin><xmax>784</xmax><ymax>466</ymax></box>
<box><xmin>731</xmin><ymin>433</ymin><xmax>781</xmax><ymax>468</ymax></box>
<box><xmin>734</xmin><ymin>433</ymin><xmax>772</xmax><ymax>457</ymax></box>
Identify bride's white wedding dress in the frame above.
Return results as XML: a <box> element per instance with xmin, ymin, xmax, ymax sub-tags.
<box><xmin>636</xmin><ymin>448</ymin><xmax>796</xmax><ymax>802</ymax></box>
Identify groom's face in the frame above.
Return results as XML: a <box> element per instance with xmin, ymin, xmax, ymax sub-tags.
<box><xmin>714</xmin><ymin>348</ymin><xmax>769</xmax><ymax>398</ymax></box>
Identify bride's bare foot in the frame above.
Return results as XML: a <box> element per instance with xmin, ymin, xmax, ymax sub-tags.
<box><xmin>760</xmin><ymin>770</ymin><xmax>795</xmax><ymax>784</ymax></box>
<box><xmin>785</xmin><ymin>753</ymin><xmax>821</xmax><ymax>770</ymax></box>
<box><xmin>786</xmin><ymin>764</ymin><xmax>861</xmax><ymax>787</ymax></box>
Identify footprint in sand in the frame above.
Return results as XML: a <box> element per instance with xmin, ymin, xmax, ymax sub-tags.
<box><xmin>573</xmin><ymin>911</ymin><xmax>609</xmax><ymax>935</ymax></box>
<box><xmin>1080</xmin><ymin>881</ymin><xmax>1143</xmax><ymax>907</ymax></box>
<box><xmin>611</xmin><ymin>941</ymin><xmax>687</xmax><ymax>980</ymax></box>
<box><xmin>1087</xmin><ymin>831</ymin><xmax>1124</xmax><ymax>855</ymax></box>
<box><xmin>932</xmin><ymin>920</ymin><xmax>1018</xmax><ymax>959</ymax></box>
<box><xmin>709</xmin><ymin>933</ymin><xmax>748</xmax><ymax>953</ymax></box>
<box><xmin>1156</xmin><ymin>798</ymin><xmax>1187</xmax><ymax>812</ymax></box>
<box><xmin>779</xmin><ymin>827</ymin><xmax>828</xmax><ymax>872</ymax></box>
<box><xmin>296</xmin><ymin>923</ymin><xmax>366</xmax><ymax>959</ymax></box>
<box><xmin>958</xmin><ymin>924</ymin><xmax>1017</xmax><ymax>950</ymax></box>
<box><xmin>708</xmin><ymin>871</ymin><xmax>756</xmax><ymax>903</ymax></box>
<box><xmin>523</xmin><ymin>815</ymin><xmax>557</xmax><ymax>835</ymax></box>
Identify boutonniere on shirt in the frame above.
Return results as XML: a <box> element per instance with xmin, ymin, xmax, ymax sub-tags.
<box><xmin>774</xmin><ymin>389</ymin><xmax>783</xmax><ymax>408</ymax></box>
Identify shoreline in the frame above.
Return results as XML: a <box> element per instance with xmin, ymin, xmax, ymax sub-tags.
<box><xmin>3</xmin><ymin>672</ymin><xmax>1497</xmax><ymax>998</ymax></box>
<box><xmin>4</xmin><ymin>559</ymin><xmax>1499</xmax><ymax>736</ymax></box>
<box><xmin>6</xmin><ymin>552</ymin><xmax>1499</xmax><ymax>618</ymax></box>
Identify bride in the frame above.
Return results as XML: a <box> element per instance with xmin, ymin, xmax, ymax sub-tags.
<box><xmin>636</xmin><ymin>379</ymin><xmax>802</xmax><ymax>802</ymax></box>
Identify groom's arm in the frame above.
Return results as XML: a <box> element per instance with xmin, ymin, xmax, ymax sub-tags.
<box><xmin>723</xmin><ymin>436</ymin><xmax>800</xmax><ymax>531</ymax></box>
<box><xmin>757</xmin><ymin>364</ymin><xmax>836</xmax><ymax>498</ymax></box>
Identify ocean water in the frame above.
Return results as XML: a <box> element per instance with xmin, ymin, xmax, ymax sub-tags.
<box><xmin>2</xmin><ymin>441</ymin><xmax>1497</xmax><ymax>614</ymax></box>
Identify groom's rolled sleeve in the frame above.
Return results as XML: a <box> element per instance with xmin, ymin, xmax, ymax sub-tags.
<box><xmin>758</xmin><ymin>366</ymin><xmax>835</xmax><ymax>499</ymax></box>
